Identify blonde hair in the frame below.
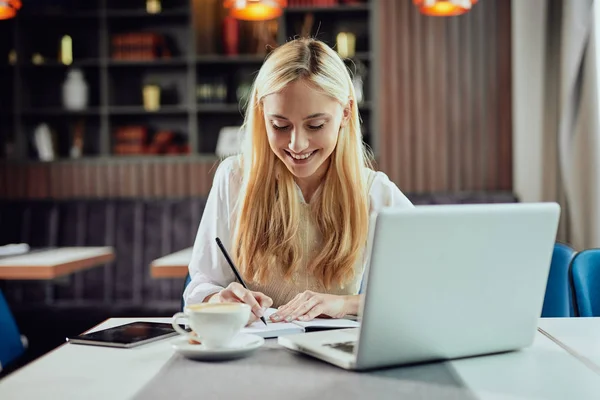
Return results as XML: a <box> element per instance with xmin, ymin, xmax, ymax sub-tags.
<box><xmin>232</xmin><ymin>38</ymin><xmax>373</xmax><ymax>290</ymax></box>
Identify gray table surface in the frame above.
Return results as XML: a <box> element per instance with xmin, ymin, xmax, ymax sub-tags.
<box><xmin>133</xmin><ymin>339</ymin><xmax>478</xmax><ymax>400</ymax></box>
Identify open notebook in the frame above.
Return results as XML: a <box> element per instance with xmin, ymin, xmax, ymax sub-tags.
<box><xmin>242</xmin><ymin>308</ymin><xmax>360</xmax><ymax>339</ymax></box>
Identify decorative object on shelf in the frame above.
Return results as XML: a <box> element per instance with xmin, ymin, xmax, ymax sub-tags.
<box><xmin>253</xmin><ymin>18</ymin><xmax>278</xmax><ymax>55</ymax></box>
<box><xmin>33</xmin><ymin>123</ymin><xmax>56</xmax><ymax>161</ymax></box>
<box><xmin>0</xmin><ymin>0</ymin><xmax>21</xmax><ymax>20</ymax></box>
<box><xmin>224</xmin><ymin>0</ymin><xmax>286</xmax><ymax>21</ymax></box>
<box><xmin>8</xmin><ymin>49</ymin><xmax>16</xmax><ymax>64</ymax></box>
<box><xmin>111</xmin><ymin>33</ymin><xmax>171</xmax><ymax>60</ymax></box>
<box><xmin>143</xmin><ymin>84</ymin><xmax>161</xmax><ymax>111</ymax></box>
<box><xmin>336</xmin><ymin>32</ymin><xmax>356</xmax><ymax>58</ymax></box>
<box><xmin>216</xmin><ymin>126</ymin><xmax>243</xmax><ymax>157</ymax></box>
<box><xmin>31</xmin><ymin>53</ymin><xmax>45</xmax><ymax>65</ymax></box>
<box><xmin>70</xmin><ymin>119</ymin><xmax>85</xmax><ymax>159</ymax></box>
<box><xmin>197</xmin><ymin>77</ymin><xmax>227</xmax><ymax>104</ymax></box>
<box><xmin>146</xmin><ymin>0</ymin><xmax>162</xmax><ymax>14</ymax></box>
<box><xmin>413</xmin><ymin>0</ymin><xmax>477</xmax><ymax>17</ymax></box>
<box><xmin>113</xmin><ymin>126</ymin><xmax>189</xmax><ymax>155</ymax></box>
<box><xmin>60</xmin><ymin>35</ymin><xmax>73</xmax><ymax>65</ymax></box>
<box><xmin>113</xmin><ymin>126</ymin><xmax>147</xmax><ymax>155</ymax></box>
<box><xmin>62</xmin><ymin>68</ymin><xmax>89</xmax><ymax>111</ymax></box>
<box><xmin>223</xmin><ymin>16</ymin><xmax>239</xmax><ymax>55</ymax></box>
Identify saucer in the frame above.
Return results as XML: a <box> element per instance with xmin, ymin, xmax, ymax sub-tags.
<box><xmin>171</xmin><ymin>333</ymin><xmax>265</xmax><ymax>361</ymax></box>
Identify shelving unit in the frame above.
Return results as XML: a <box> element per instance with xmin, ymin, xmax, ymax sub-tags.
<box><xmin>0</xmin><ymin>0</ymin><xmax>374</xmax><ymax>162</ymax></box>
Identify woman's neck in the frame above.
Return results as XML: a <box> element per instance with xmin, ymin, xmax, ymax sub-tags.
<box><xmin>294</xmin><ymin>160</ymin><xmax>330</xmax><ymax>203</ymax></box>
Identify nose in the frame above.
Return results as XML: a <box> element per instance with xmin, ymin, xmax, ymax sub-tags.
<box><xmin>288</xmin><ymin>129</ymin><xmax>309</xmax><ymax>153</ymax></box>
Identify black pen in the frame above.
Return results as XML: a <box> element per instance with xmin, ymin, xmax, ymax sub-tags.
<box><xmin>215</xmin><ymin>237</ymin><xmax>268</xmax><ymax>326</ymax></box>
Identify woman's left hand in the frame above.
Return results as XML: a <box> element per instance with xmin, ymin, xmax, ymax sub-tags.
<box><xmin>269</xmin><ymin>291</ymin><xmax>352</xmax><ymax>322</ymax></box>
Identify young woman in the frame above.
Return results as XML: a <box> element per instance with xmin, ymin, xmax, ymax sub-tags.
<box><xmin>184</xmin><ymin>38</ymin><xmax>413</xmax><ymax>324</ymax></box>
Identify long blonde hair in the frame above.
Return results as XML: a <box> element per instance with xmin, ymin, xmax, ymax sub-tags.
<box><xmin>233</xmin><ymin>38</ymin><xmax>373</xmax><ymax>290</ymax></box>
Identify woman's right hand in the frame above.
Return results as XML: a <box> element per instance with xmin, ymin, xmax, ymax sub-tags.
<box><xmin>207</xmin><ymin>282</ymin><xmax>273</xmax><ymax>325</ymax></box>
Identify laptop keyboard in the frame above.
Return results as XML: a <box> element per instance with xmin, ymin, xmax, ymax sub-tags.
<box><xmin>324</xmin><ymin>341</ymin><xmax>356</xmax><ymax>354</ymax></box>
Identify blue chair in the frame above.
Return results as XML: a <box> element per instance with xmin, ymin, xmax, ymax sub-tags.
<box><xmin>181</xmin><ymin>273</ymin><xmax>192</xmax><ymax>311</ymax></box>
<box><xmin>570</xmin><ymin>248</ymin><xmax>600</xmax><ymax>317</ymax></box>
<box><xmin>541</xmin><ymin>242</ymin><xmax>577</xmax><ymax>317</ymax></box>
<box><xmin>0</xmin><ymin>289</ymin><xmax>25</xmax><ymax>371</ymax></box>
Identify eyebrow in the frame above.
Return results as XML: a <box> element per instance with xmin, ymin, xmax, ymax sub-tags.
<box><xmin>268</xmin><ymin>113</ymin><xmax>328</xmax><ymax>121</ymax></box>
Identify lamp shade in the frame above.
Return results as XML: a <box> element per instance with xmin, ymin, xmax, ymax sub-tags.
<box><xmin>414</xmin><ymin>0</ymin><xmax>477</xmax><ymax>17</ymax></box>
<box><xmin>0</xmin><ymin>0</ymin><xmax>21</xmax><ymax>20</ymax></box>
<box><xmin>224</xmin><ymin>0</ymin><xmax>286</xmax><ymax>21</ymax></box>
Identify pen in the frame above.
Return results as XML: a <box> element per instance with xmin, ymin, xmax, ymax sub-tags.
<box><xmin>215</xmin><ymin>237</ymin><xmax>268</xmax><ymax>326</ymax></box>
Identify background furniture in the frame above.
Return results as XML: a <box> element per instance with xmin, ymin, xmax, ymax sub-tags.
<box><xmin>0</xmin><ymin>0</ymin><xmax>374</xmax><ymax>160</ymax></box>
<box><xmin>0</xmin><ymin>247</ymin><xmax>114</xmax><ymax>280</ymax></box>
<box><xmin>151</xmin><ymin>247</ymin><xmax>192</xmax><ymax>278</ymax></box>
<box><xmin>541</xmin><ymin>242</ymin><xmax>577</xmax><ymax>318</ymax></box>
<box><xmin>570</xmin><ymin>249</ymin><xmax>600</xmax><ymax>317</ymax></box>
<box><xmin>0</xmin><ymin>289</ymin><xmax>25</xmax><ymax>374</ymax></box>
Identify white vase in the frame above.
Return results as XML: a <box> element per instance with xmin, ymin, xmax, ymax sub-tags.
<box><xmin>62</xmin><ymin>68</ymin><xmax>88</xmax><ymax>111</ymax></box>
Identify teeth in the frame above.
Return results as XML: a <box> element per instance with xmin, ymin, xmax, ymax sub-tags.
<box><xmin>290</xmin><ymin>151</ymin><xmax>314</xmax><ymax>160</ymax></box>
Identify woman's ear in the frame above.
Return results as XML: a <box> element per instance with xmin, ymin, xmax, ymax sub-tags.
<box><xmin>341</xmin><ymin>99</ymin><xmax>353</xmax><ymax>127</ymax></box>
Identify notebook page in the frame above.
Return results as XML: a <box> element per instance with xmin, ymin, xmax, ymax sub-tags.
<box><xmin>262</xmin><ymin>308</ymin><xmax>359</xmax><ymax>330</ymax></box>
<box><xmin>241</xmin><ymin>309</ymin><xmax>303</xmax><ymax>338</ymax></box>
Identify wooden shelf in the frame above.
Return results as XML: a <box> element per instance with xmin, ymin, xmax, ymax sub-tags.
<box><xmin>21</xmin><ymin>108</ymin><xmax>103</xmax><ymax>116</ymax></box>
<box><xmin>109</xmin><ymin>105</ymin><xmax>190</xmax><ymax>115</ymax></box>
<box><xmin>285</xmin><ymin>4</ymin><xmax>370</xmax><ymax>13</ymax></box>
<box><xmin>105</xmin><ymin>8</ymin><xmax>189</xmax><ymax>18</ymax></box>
<box><xmin>196</xmin><ymin>104</ymin><xmax>244</xmax><ymax>113</ymax></box>
<box><xmin>108</xmin><ymin>58</ymin><xmax>188</xmax><ymax>67</ymax></box>
<box><xmin>18</xmin><ymin>11</ymin><xmax>99</xmax><ymax>18</ymax></box>
<box><xmin>20</xmin><ymin>60</ymin><xmax>102</xmax><ymax>68</ymax></box>
<box><xmin>1</xmin><ymin>0</ymin><xmax>375</xmax><ymax>162</ymax></box>
<box><xmin>196</xmin><ymin>54</ymin><xmax>267</xmax><ymax>64</ymax></box>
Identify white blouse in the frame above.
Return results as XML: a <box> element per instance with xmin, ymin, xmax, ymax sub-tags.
<box><xmin>183</xmin><ymin>156</ymin><xmax>415</xmax><ymax>306</ymax></box>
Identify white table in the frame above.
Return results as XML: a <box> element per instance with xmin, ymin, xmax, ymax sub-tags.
<box><xmin>1</xmin><ymin>318</ymin><xmax>600</xmax><ymax>399</ymax></box>
<box><xmin>150</xmin><ymin>247</ymin><xmax>191</xmax><ymax>278</ymax></box>
<box><xmin>0</xmin><ymin>247</ymin><xmax>115</xmax><ymax>280</ymax></box>
<box><xmin>538</xmin><ymin>318</ymin><xmax>600</xmax><ymax>374</ymax></box>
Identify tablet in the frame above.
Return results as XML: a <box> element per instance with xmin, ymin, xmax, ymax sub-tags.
<box><xmin>66</xmin><ymin>321</ymin><xmax>188</xmax><ymax>348</ymax></box>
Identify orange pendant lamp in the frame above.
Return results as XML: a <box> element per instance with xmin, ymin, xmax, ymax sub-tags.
<box><xmin>224</xmin><ymin>0</ymin><xmax>286</xmax><ymax>21</ymax></box>
<box><xmin>414</xmin><ymin>0</ymin><xmax>477</xmax><ymax>17</ymax></box>
<box><xmin>0</xmin><ymin>0</ymin><xmax>21</xmax><ymax>20</ymax></box>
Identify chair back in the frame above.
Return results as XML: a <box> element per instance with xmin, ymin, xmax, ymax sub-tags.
<box><xmin>0</xmin><ymin>289</ymin><xmax>25</xmax><ymax>371</ymax></box>
<box><xmin>541</xmin><ymin>243</ymin><xmax>577</xmax><ymax>317</ymax></box>
<box><xmin>181</xmin><ymin>273</ymin><xmax>192</xmax><ymax>311</ymax></box>
<box><xmin>571</xmin><ymin>248</ymin><xmax>600</xmax><ymax>317</ymax></box>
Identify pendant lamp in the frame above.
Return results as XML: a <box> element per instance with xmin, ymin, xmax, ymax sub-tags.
<box><xmin>224</xmin><ymin>0</ymin><xmax>286</xmax><ymax>21</ymax></box>
<box><xmin>0</xmin><ymin>0</ymin><xmax>22</xmax><ymax>20</ymax></box>
<box><xmin>414</xmin><ymin>0</ymin><xmax>477</xmax><ymax>17</ymax></box>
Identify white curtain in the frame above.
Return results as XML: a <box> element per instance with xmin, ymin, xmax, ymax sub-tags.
<box><xmin>513</xmin><ymin>0</ymin><xmax>600</xmax><ymax>250</ymax></box>
<box><xmin>558</xmin><ymin>0</ymin><xmax>599</xmax><ymax>250</ymax></box>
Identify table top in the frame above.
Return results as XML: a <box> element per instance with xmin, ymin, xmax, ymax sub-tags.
<box><xmin>150</xmin><ymin>247</ymin><xmax>191</xmax><ymax>278</ymax></box>
<box><xmin>1</xmin><ymin>318</ymin><xmax>600</xmax><ymax>399</ymax></box>
<box><xmin>538</xmin><ymin>317</ymin><xmax>600</xmax><ymax>374</ymax></box>
<box><xmin>0</xmin><ymin>247</ymin><xmax>115</xmax><ymax>280</ymax></box>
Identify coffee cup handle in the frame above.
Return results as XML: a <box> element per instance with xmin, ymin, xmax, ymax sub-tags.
<box><xmin>171</xmin><ymin>312</ymin><xmax>191</xmax><ymax>338</ymax></box>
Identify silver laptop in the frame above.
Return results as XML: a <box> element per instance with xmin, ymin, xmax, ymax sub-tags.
<box><xmin>278</xmin><ymin>202</ymin><xmax>561</xmax><ymax>370</ymax></box>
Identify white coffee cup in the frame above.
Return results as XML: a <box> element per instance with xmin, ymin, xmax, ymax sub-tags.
<box><xmin>171</xmin><ymin>302</ymin><xmax>251</xmax><ymax>349</ymax></box>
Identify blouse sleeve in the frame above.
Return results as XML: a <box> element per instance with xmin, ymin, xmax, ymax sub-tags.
<box><xmin>183</xmin><ymin>157</ymin><xmax>239</xmax><ymax>305</ymax></box>
<box><xmin>359</xmin><ymin>170</ymin><xmax>414</xmax><ymax>293</ymax></box>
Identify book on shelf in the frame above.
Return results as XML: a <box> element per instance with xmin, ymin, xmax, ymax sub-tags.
<box><xmin>111</xmin><ymin>33</ymin><xmax>172</xmax><ymax>61</ymax></box>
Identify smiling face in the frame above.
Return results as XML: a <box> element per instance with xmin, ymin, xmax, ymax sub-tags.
<box><xmin>262</xmin><ymin>80</ymin><xmax>350</xmax><ymax>183</ymax></box>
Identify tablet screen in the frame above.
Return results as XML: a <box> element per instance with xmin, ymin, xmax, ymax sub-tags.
<box><xmin>69</xmin><ymin>322</ymin><xmax>187</xmax><ymax>347</ymax></box>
